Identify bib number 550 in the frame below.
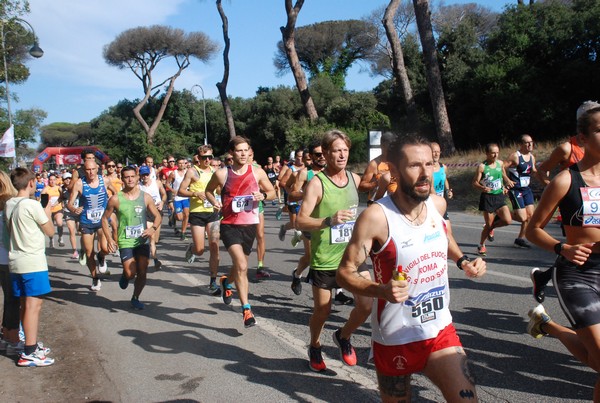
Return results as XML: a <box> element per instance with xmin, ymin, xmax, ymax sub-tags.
<box><xmin>411</xmin><ymin>297</ymin><xmax>444</xmax><ymax>318</ymax></box>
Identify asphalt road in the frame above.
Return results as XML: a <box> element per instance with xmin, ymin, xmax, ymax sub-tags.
<box><xmin>0</xmin><ymin>203</ymin><xmax>596</xmax><ymax>402</ymax></box>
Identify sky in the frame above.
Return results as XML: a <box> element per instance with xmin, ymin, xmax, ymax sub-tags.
<box><xmin>14</xmin><ymin>0</ymin><xmax>512</xmax><ymax>126</ymax></box>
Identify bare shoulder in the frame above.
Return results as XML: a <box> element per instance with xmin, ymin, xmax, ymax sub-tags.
<box><xmin>430</xmin><ymin>194</ymin><xmax>447</xmax><ymax>214</ymax></box>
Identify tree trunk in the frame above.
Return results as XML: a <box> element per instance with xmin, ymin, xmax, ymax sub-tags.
<box><xmin>383</xmin><ymin>0</ymin><xmax>419</xmax><ymax>131</ymax></box>
<box><xmin>412</xmin><ymin>0</ymin><xmax>455</xmax><ymax>153</ymax></box>
<box><xmin>132</xmin><ymin>64</ymin><xmax>187</xmax><ymax>145</ymax></box>
<box><xmin>281</xmin><ymin>0</ymin><xmax>318</xmax><ymax>121</ymax></box>
<box><xmin>216</xmin><ymin>0</ymin><xmax>236</xmax><ymax>139</ymax></box>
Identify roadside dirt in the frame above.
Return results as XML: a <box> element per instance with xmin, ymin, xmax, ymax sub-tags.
<box><xmin>0</xmin><ymin>270</ymin><xmax>118</xmax><ymax>402</ymax></box>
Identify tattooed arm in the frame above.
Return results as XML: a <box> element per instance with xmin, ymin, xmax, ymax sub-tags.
<box><xmin>337</xmin><ymin>203</ymin><xmax>409</xmax><ymax>303</ymax></box>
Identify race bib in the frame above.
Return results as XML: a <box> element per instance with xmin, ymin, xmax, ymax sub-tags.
<box><xmin>204</xmin><ymin>195</ymin><xmax>221</xmax><ymax>208</ymax></box>
<box><xmin>86</xmin><ymin>208</ymin><xmax>104</xmax><ymax>222</ymax></box>
<box><xmin>125</xmin><ymin>224</ymin><xmax>144</xmax><ymax>239</ymax></box>
<box><xmin>330</xmin><ymin>221</ymin><xmax>355</xmax><ymax>244</ymax></box>
<box><xmin>519</xmin><ymin>176</ymin><xmax>530</xmax><ymax>188</ymax></box>
<box><xmin>581</xmin><ymin>187</ymin><xmax>600</xmax><ymax>227</ymax></box>
<box><xmin>232</xmin><ymin>195</ymin><xmax>255</xmax><ymax>213</ymax></box>
<box><xmin>483</xmin><ymin>178</ymin><xmax>502</xmax><ymax>191</ymax></box>
<box><xmin>50</xmin><ymin>196</ymin><xmax>59</xmax><ymax>206</ymax></box>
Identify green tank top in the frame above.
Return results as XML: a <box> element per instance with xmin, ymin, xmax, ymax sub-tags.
<box><xmin>482</xmin><ymin>161</ymin><xmax>504</xmax><ymax>195</ymax></box>
<box><xmin>117</xmin><ymin>191</ymin><xmax>148</xmax><ymax>248</ymax></box>
<box><xmin>310</xmin><ymin>170</ymin><xmax>359</xmax><ymax>271</ymax></box>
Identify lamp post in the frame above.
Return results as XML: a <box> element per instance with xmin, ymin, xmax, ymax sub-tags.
<box><xmin>1</xmin><ymin>18</ymin><xmax>43</xmax><ymax>166</ymax></box>
<box><xmin>191</xmin><ymin>84</ymin><xmax>208</xmax><ymax>145</ymax></box>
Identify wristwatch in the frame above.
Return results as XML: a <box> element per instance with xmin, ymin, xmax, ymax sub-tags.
<box><xmin>324</xmin><ymin>216</ymin><xmax>332</xmax><ymax>227</ymax></box>
<box><xmin>554</xmin><ymin>242</ymin><xmax>564</xmax><ymax>256</ymax></box>
<box><xmin>456</xmin><ymin>255</ymin><xmax>471</xmax><ymax>270</ymax></box>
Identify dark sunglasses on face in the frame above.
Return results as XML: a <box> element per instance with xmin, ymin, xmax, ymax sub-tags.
<box><xmin>313</xmin><ymin>152</ymin><xmax>324</xmax><ymax>158</ymax></box>
<box><xmin>200</xmin><ymin>155</ymin><xmax>213</xmax><ymax>160</ymax></box>
<box><xmin>168</xmin><ymin>160</ymin><xmax>175</xmax><ymax>163</ymax></box>
<box><xmin>107</xmin><ymin>164</ymin><xmax>116</xmax><ymax>168</ymax></box>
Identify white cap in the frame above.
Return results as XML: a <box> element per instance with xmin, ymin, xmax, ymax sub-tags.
<box><xmin>62</xmin><ymin>172</ymin><xmax>72</xmax><ymax>179</ymax></box>
<box><xmin>576</xmin><ymin>100</ymin><xmax>600</xmax><ymax>120</ymax></box>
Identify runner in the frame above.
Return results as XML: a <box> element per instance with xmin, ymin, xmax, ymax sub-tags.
<box><xmin>505</xmin><ymin>134</ymin><xmax>537</xmax><ymax>248</ymax></box>
<box><xmin>431</xmin><ymin>142</ymin><xmax>453</xmax><ymax>201</ymax></box>
<box><xmin>60</xmin><ymin>172</ymin><xmax>80</xmax><ymax>259</ymax></box>
<box><xmin>104</xmin><ymin>159</ymin><xmax>123</xmax><ymax>245</ymax></box>
<box><xmin>249</xmin><ymin>149</ymin><xmax>270</xmax><ymax>280</ymax></box>
<box><xmin>102</xmin><ymin>166</ymin><xmax>162</xmax><ymax>310</ymax></box>
<box><xmin>278</xmin><ymin>147</ymin><xmax>305</xmax><ymax>243</ymax></box>
<box><xmin>160</xmin><ymin>156</ymin><xmax>177</xmax><ymax>229</ymax></box>
<box><xmin>138</xmin><ymin>165</ymin><xmax>166</xmax><ymax>271</ymax></box>
<box><xmin>41</xmin><ymin>173</ymin><xmax>64</xmax><ymax>248</ymax></box>
<box><xmin>205</xmin><ymin>136</ymin><xmax>275</xmax><ymax>327</ymax></box>
<box><xmin>34</xmin><ymin>174</ymin><xmax>45</xmax><ymax>201</ymax></box>
<box><xmin>178</xmin><ymin>145</ymin><xmax>221</xmax><ymax>293</ymax></box>
<box><xmin>359</xmin><ymin>131</ymin><xmax>396</xmax><ymax>203</ymax></box>
<box><xmin>337</xmin><ymin>134</ymin><xmax>486</xmax><ymax>401</ymax></box>
<box><xmin>264</xmin><ymin>156</ymin><xmax>280</xmax><ymax>205</ymax></box>
<box><xmin>68</xmin><ymin>160</ymin><xmax>113</xmax><ymax>291</ymax></box>
<box><xmin>525</xmin><ymin>105</ymin><xmax>600</xmax><ymax>399</ymax></box>
<box><xmin>295</xmin><ymin>129</ymin><xmax>369</xmax><ymax>371</ymax></box>
<box><xmin>288</xmin><ymin>141</ymin><xmax>325</xmax><ymax>295</ymax></box>
<box><xmin>531</xmin><ymin>100</ymin><xmax>600</xmax><ymax>303</ymax></box>
<box><xmin>472</xmin><ymin>143</ymin><xmax>513</xmax><ymax>256</ymax></box>
<box><xmin>168</xmin><ymin>157</ymin><xmax>190</xmax><ymax>241</ymax></box>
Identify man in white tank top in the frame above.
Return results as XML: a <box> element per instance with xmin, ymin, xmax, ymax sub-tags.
<box><xmin>139</xmin><ymin>165</ymin><xmax>166</xmax><ymax>270</ymax></box>
<box><xmin>168</xmin><ymin>157</ymin><xmax>190</xmax><ymax>241</ymax></box>
<box><xmin>337</xmin><ymin>135</ymin><xmax>486</xmax><ymax>402</ymax></box>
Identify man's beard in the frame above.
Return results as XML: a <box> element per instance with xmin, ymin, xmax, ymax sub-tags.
<box><xmin>400</xmin><ymin>176</ymin><xmax>430</xmax><ymax>203</ymax></box>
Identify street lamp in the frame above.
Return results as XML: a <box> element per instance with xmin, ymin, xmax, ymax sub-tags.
<box><xmin>1</xmin><ymin>17</ymin><xmax>43</xmax><ymax>166</ymax></box>
<box><xmin>191</xmin><ymin>84</ymin><xmax>208</xmax><ymax>145</ymax></box>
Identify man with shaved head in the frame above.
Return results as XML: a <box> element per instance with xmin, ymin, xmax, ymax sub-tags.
<box><xmin>68</xmin><ymin>160</ymin><xmax>114</xmax><ymax>291</ymax></box>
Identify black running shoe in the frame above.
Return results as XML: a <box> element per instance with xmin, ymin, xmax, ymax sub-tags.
<box><xmin>220</xmin><ymin>276</ymin><xmax>233</xmax><ymax>305</ymax></box>
<box><xmin>514</xmin><ymin>238</ymin><xmax>531</xmax><ymax>248</ymax></box>
<box><xmin>334</xmin><ymin>291</ymin><xmax>354</xmax><ymax>306</ymax></box>
<box><xmin>243</xmin><ymin>308</ymin><xmax>256</xmax><ymax>328</ymax></box>
<box><xmin>308</xmin><ymin>346</ymin><xmax>326</xmax><ymax>372</ymax></box>
<box><xmin>291</xmin><ymin>270</ymin><xmax>302</xmax><ymax>295</ymax></box>
<box><xmin>530</xmin><ymin>267</ymin><xmax>546</xmax><ymax>303</ymax></box>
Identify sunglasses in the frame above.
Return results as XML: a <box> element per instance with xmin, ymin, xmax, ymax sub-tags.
<box><xmin>200</xmin><ymin>155</ymin><xmax>213</xmax><ymax>160</ymax></box>
<box><xmin>313</xmin><ymin>152</ymin><xmax>324</xmax><ymax>158</ymax></box>
<box><xmin>168</xmin><ymin>160</ymin><xmax>175</xmax><ymax>163</ymax></box>
<box><xmin>107</xmin><ymin>164</ymin><xmax>116</xmax><ymax>168</ymax></box>
<box><xmin>117</xmin><ymin>166</ymin><xmax>123</xmax><ymax>169</ymax></box>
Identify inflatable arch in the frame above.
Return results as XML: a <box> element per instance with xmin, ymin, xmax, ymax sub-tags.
<box><xmin>32</xmin><ymin>146</ymin><xmax>110</xmax><ymax>172</ymax></box>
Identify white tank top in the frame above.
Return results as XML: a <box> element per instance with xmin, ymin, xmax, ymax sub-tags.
<box><xmin>172</xmin><ymin>170</ymin><xmax>187</xmax><ymax>201</ymax></box>
<box><xmin>370</xmin><ymin>196</ymin><xmax>452</xmax><ymax>345</ymax></box>
<box><xmin>139</xmin><ymin>180</ymin><xmax>161</xmax><ymax>207</ymax></box>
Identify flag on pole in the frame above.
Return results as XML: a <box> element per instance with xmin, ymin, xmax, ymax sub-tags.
<box><xmin>0</xmin><ymin>125</ymin><xmax>15</xmax><ymax>158</ymax></box>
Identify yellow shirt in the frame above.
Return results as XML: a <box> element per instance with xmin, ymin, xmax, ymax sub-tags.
<box><xmin>189</xmin><ymin>166</ymin><xmax>215</xmax><ymax>213</ymax></box>
<box><xmin>43</xmin><ymin>185</ymin><xmax>62</xmax><ymax>213</ymax></box>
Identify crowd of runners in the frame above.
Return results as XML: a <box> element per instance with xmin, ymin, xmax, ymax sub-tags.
<box><xmin>2</xmin><ymin>103</ymin><xmax>600</xmax><ymax>400</ymax></box>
